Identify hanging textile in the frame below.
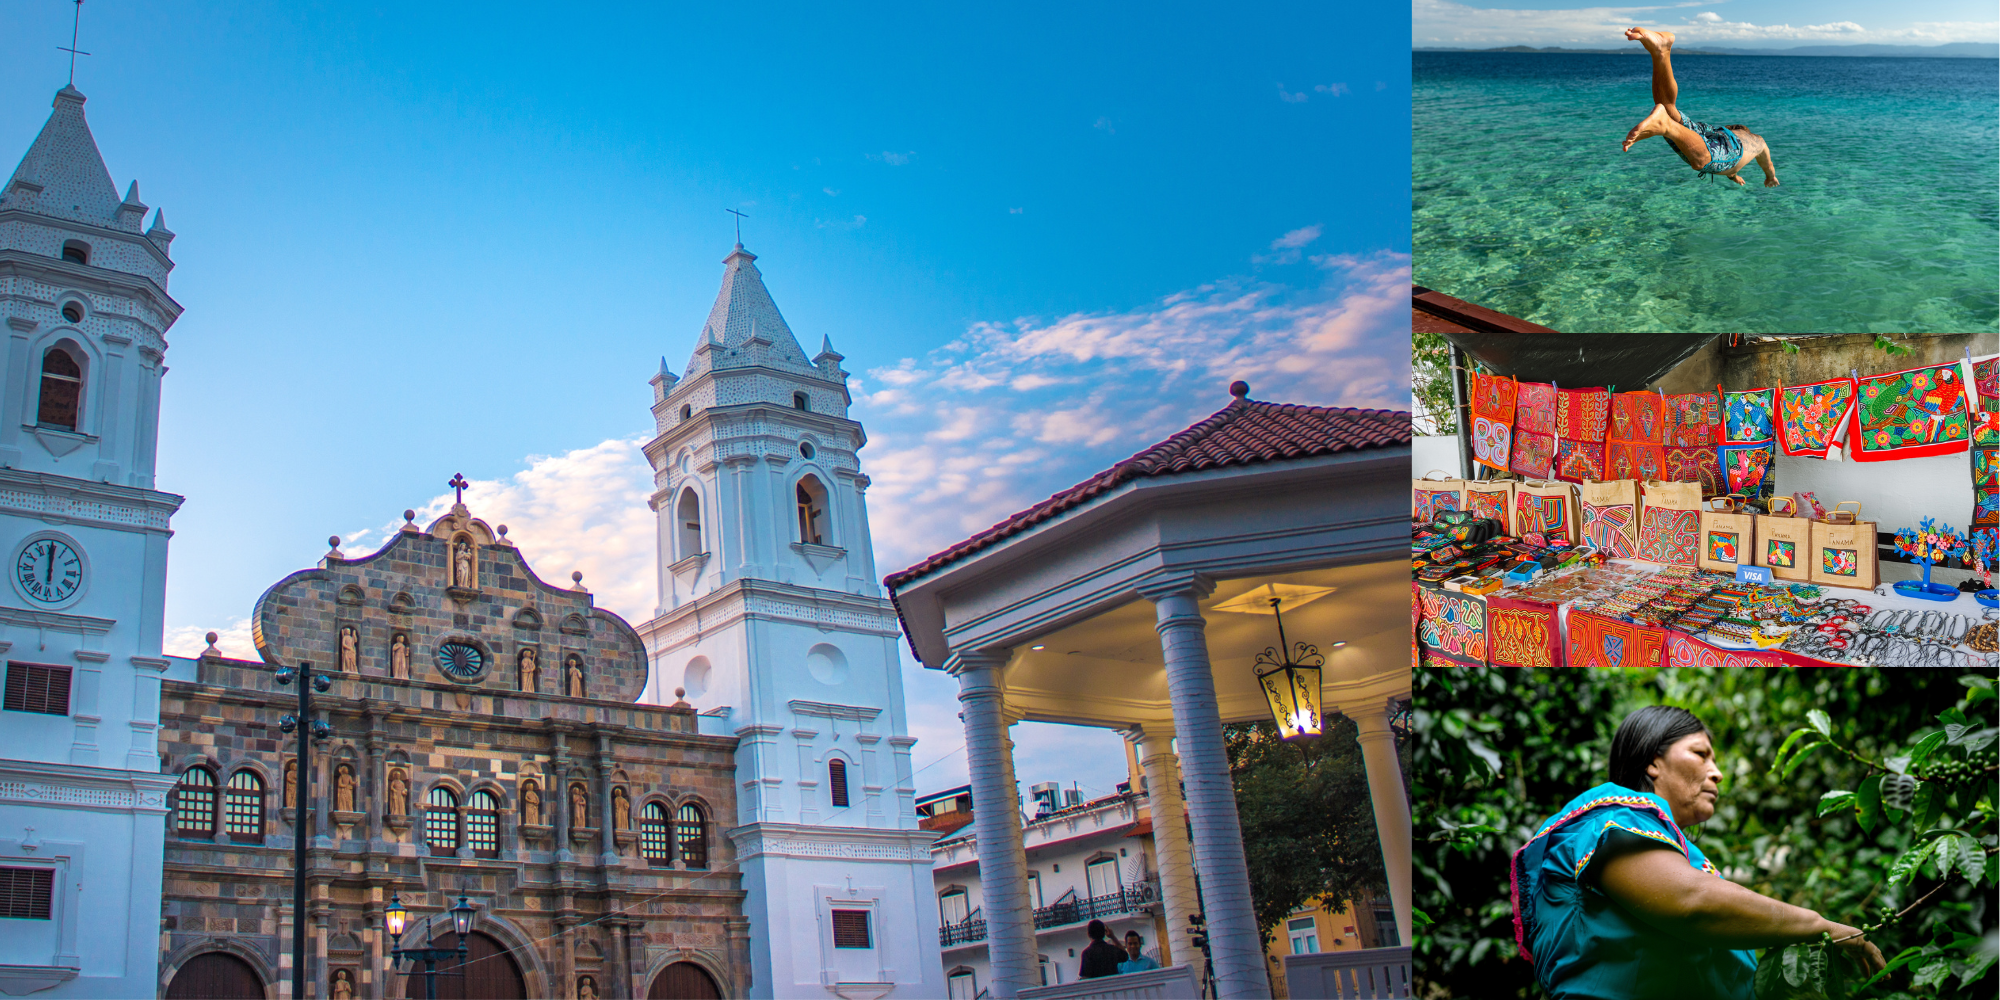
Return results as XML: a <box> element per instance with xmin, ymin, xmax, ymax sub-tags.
<box><xmin>1722</xmin><ymin>388</ymin><xmax>1777</xmax><ymax>444</ymax></box>
<box><xmin>1972</xmin><ymin>353</ymin><xmax>1999</xmax><ymax>412</ymax></box>
<box><xmin>1415</xmin><ymin>584</ymin><xmax>1488</xmax><ymax>668</ymax></box>
<box><xmin>1777</xmin><ymin>377</ymin><xmax>1857</xmax><ymax>459</ymax></box>
<box><xmin>1974</xmin><ymin>413</ymin><xmax>1998</xmax><ymax>567</ymax></box>
<box><xmin>1471</xmin><ymin>371</ymin><xmax>1518</xmax><ymax>473</ymax></box>
<box><xmin>1606</xmin><ymin>391</ymin><xmax>1667</xmax><ymax>481</ymax></box>
<box><xmin>1554</xmin><ymin>387</ymin><xmax>1610</xmax><ymax>482</ymax></box>
<box><xmin>1849</xmin><ymin>362</ymin><xmax>1972</xmax><ymax>462</ymax></box>
<box><xmin>1718</xmin><ymin>441</ymin><xmax>1776</xmax><ymax>495</ymax></box>
<box><xmin>1486</xmin><ymin>595</ymin><xmax>1561</xmax><ymax>670</ymax></box>
<box><xmin>1662</xmin><ymin>447</ymin><xmax>1722</xmax><ymax>494</ymax></box>
<box><xmin>1664</xmin><ymin>392</ymin><xmax>1721</xmax><ymax>448</ymax></box>
<box><xmin>1565</xmin><ymin>609</ymin><xmax>1666</xmax><ymax>669</ymax></box>
<box><xmin>1511</xmin><ymin>382</ymin><xmax>1559</xmax><ymax>478</ymax></box>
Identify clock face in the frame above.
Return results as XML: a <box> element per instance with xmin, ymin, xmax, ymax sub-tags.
<box><xmin>435</xmin><ymin>641</ymin><xmax>485</xmax><ymax>679</ymax></box>
<box><xmin>15</xmin><ymin>536</ymin><xmax>83</xmax><ymax>605</ymax></box>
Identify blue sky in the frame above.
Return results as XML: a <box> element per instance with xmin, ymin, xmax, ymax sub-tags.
<box><xmin>1415</xmin><ymin>0</ymin><xmax>1999</xmax><ymax>48</ymax></box>
<box><xmin>3</xmin><ymin>2</ymin><xmax>1411</xmax><ymax>800</ymax></box>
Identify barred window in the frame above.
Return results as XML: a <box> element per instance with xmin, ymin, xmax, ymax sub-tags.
<box><xmin>0</xmin><ymin>867</ymin><xmax>54</xmax><ymax>920</ymax></box>
<box><xmin>425</xmin><ymin>787</ymin><xmax>459</xmax><ymax>853</ymax></box>
<box><xmin>675</xmin><ymin>803</ymin><xmax>708</xmax><ymax>870</ymax></box>
<box><xmin>829</xmin><ymin>758</ymin><xmax>849</xmax><ymax>808</ymax></box>
<box><xmin>639</xmin><ymin>803</ymin><xmax>672</xmax><ymax>866</ymax></box>
<box><xmin>4</xmin><ymin>662</ymin><xmax>71</xmax><ymax>715</ymax></box>
<box><xmin>832</xmin><ymin>909</ymin><xmax>872</xmax><ymax>949</ymax></box>
<box><xmin>224</xmin><ymin>770</ymin><xmax>264</xmax><ymax>843</ymax></box>
<box><xmin>468</xmin><ymin>790</ymin><xmax>499</xmax><ymax>858</ymax></box>
<box><xmin>175</xmin><ymin>767</ymin><xmax>217</xmax><ymax>838</ymax></box>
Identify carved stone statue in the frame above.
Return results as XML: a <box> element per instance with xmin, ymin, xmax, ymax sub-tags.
<box><xmin>522</xmin><ymin>781</ymin><xmax>542</xmax><ymax>826</ymax></box>
<box><xmin>612</xmin><ymin>787</ymin><xmax>630</xmax><ymax>831</ymax></box>
<box><xmin>284</xmin><ymin>759</ymin><xmax>297</xmax><ymax>809</ymax></box>
<box><xmin>577</xmin><ymin>977</ymin><xmax>597</xmax><ymax>1000</ymax></box>
<box><xmin>567</xmin><ymin>656</ymin><xmax>584</xmax><ymax>698</ymax></box>
<box><xmin>388</xmin><ymin>769</ymin><xmax>409</xmax><ymax>816</ymax></box>
<box><xmin>331</xmin><ymin>970</ymin><xmax>354</xmax><ymax>1000</ymax></box>
<box><xmin>519</xmin><ymin>648</ymin><xmax>539</xmax><ymax>692</ymax></box>
<box><xmin>338</xmin><ymin>626</ymin><xmax>358</xmax><ymax>673</ymax></box>
<box><xmin>335</xmin><ymin>764</ymin><xmax>356</xmax><ymax>813</ymax></box>
<box><xmin>453</xmin><ymin>539</ymin><xmax>475</xmax><ymax>589</ymax></box>
<box><xmin>390</xmin><ymin>633</ymin><xmax>410</xmax><ymax>680</ymax></box>
<box><xmin>571</xmin><ymin>783</ymin><xmax>589</xmax><ymax>827</ymax></box>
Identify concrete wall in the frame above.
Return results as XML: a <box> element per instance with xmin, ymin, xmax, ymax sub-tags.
<box><xmin>1717</xmin><ymin>333</ymin><xmax>1992</xmax><ymax>391</ymax></box>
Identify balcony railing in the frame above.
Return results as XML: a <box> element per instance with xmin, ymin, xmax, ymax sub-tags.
<box><xmin>941</xmin><ymin>907</ymin><xmax>987</xmax><ymax>947</ymax></box>
<box><xmin>938</xmin><ymin>878</ymin><xmax>1162</xmax><ymax>947</ymax></box>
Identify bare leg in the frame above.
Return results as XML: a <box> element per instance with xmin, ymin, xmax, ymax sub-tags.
<box><xmin>1749</xmin><ymin>136</ymin><xmax>1779</xmax><ymax>187</ymax></box>
<box><xmin>1626</xmin><ymin>27</ymin><xmax>1678</xmax><ymax>110</ymax></box>
<box><xmin>1623</xmin><ymin>104</ymin><xmax>1712</xmax><ymax>171</ymax></box>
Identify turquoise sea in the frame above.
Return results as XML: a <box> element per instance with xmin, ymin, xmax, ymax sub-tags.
<box><xmin>1413</xmin><ymin>52</ymin><xmax>1999</xmax><ymax>333</ymax></box>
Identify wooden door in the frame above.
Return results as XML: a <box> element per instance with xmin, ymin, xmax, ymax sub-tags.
<box><xmin>401</xmin><ymin>932</ymin><xmax>526</xmax><ymax>1000</ymax></box>
<box><xmin>165</xmin><ymin>952</ymin><xmax>264</xmax><ymax>1000</ymax></box>
<box><xmin>648</xmin><ymin>962</ymin><xmax>722</xmax><ymax>1000</ymax></box>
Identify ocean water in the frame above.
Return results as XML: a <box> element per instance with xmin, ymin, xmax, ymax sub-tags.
<box><xmin>1413</xmin><ymin>52</ymin><xmax>1999</xmax><ymax>333</ymax></box>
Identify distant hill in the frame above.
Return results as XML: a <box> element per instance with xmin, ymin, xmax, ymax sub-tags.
<box><xmin>1415</xmin><ymin>42</ymin><xmax>1999</xmax><ymax>58</ymax></box>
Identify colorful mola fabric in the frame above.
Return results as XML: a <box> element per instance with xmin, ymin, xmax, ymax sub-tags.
<box><xmin>1487</xmin><ymin>596</ymin><xmax>1561</xmax><ymax>670</ymax></box>
<box><xmin>1511</xmin><ymin>430</ymin><xmax>1556</xmax><ymax>479</ymax></box>
<box><xmin>1973</xmin><ymin>354</ymin><xmax>1999</xmax><ymax>412</ymax></box>
<box><xmin>1610</xmin><ymin>392</ymin><xmax>1666</xmax><ymax>445</ymax></box>
<box><xmin>1515</xmin><ymin>382</ymin><xmax>1558</xmax><ymax>437</ymax></box>
<box><xmin>1662</xmin><ymin>446</ymin><xmax>1722</xmax><ymax>494</ymax></box>
<box><xmin>1581</xmin><ymin>500</ymin><xmax>1638</xmax><ymax>557</ymax></box>
<box><xmin>1413</xmin><ymin>487</ymin><xmax>1462</xmax><ymax>522</ymax></box>
<box><xmin>1722</xmin><ymin>388</ymin><xmax>1776</xmax><ymax>444</ymax></box>
<box><xmin>1718</xmin><ymin>441</ymin><xmax>1776</xmax><ymax>495</ymax></box>
<box><xmin>1473</xmin><ymin>416</ymin><xmax>1513</xmax><ymax>473</ymax></box>
<box><xmin>1635</xmin><ymin>506</ymin><xmax>1699</xmax><ymax>565</ymax></box>
<box><xmin>1665</xmin><ymin>392</ymin><xmax>1721</xmax><ymax>448</ymax></box>
<box><xmin>1555</xmin><ymin>438</ymin><xmax>1605</xmax><ymax>484</ymax></box>
<box><xmin>1778</xmin><ymin>377</ymin><xmax>1856</xmax><ymax>459</ymax></box>
<box><xmin>1473</xmin><ymin>371</ymin><xmax>1518</xmax><ymax>421</ymax></box>
<box><xmin>1606</xmin><ymin>441</ymin><xmax>1665</xmax><ymax>482</ymax></box>
<box><xmin>1851</xmin><ymin>362</ymin><xmax>1971</xmax><ymax>462</ymax></box>
<box><xmin>1974</xmin><ymin>415</ymin><xmax>1997</xmax><ymax>549</ymax></box>
<box><xmin>1566</xmin><ymin>610</ymin><xmax>1666</xmax><ymax>669</ymax></box>
<box><xmin>1557</xmin><ymin>388</ymin><xmax>1610</xmax><ymax>443</ymax></box>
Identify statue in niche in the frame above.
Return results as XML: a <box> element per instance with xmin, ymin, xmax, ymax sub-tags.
<box><xmin>522</xmin><ymin>781</ymin><xmax>542</xmax><ymax>826</ymax></box>
<box><xmin>338</xmin><ymin>626</ymin><xmax>358</xmax><ymax>673</ymax></box>
<box><xmin>284</xmin><ymin>759</ymin><xmax>297</xmax><ymax>809</ymax></box>
<box><xmin>390</xmin><ymin>633</ymin><xmax>410</xmax><ymax>680</ymax></box>
<box><xmin>331</xmin><ymin>970</ymin><xmax>354</xmax><ymax>1000</ymax></box>
<box><xmin>388</xmin><ymin>769</ymin><xmax>409</xmax><ymax>816</ymax></box>
<box><xmin>570</xmin><ymin>783</ymin><xmax>589</xmax><ymax>827</ymax></box>
<box><xmin>452</xmin><ymin>538</ymin><xmax>476</xmax><ymax>589</ymax></box>
<box><xmin>518</xmin><ymin>648</ymin><xmax>539</xmax><ymax>692</ymax></box>
<box><xmin>612</xmin><ymin>788</ymin><xmax>630</xmax><ymax>831</ymax></box>
<box><xmin>335</xmin><ymin>764</ymin><xmax>356</xmax><ymax>812</ymax></box>
<box><xmin>577</xmin><ymin>977</ymin><xmax>597</xmax><ymax>1000</ymax></box>
<box><xmin>566</xmin><ymin>655</ymin><xmax>585</xmax><ymax>698</ymax></box>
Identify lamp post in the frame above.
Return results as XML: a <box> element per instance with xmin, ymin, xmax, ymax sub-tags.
<box><xmin>273</xmin><ymin>662</ymin><xmax>333</xmax><ymax>999</ymax></box>
<box><xmin>1251</xmin><ymin>598</ymin><xmax>1327</xmax><ymax>740</ymax></box>
<box><xmin>386</xmin><ymin>895</ymin><xmax>475</xmax><ymax>1000</ymax></box>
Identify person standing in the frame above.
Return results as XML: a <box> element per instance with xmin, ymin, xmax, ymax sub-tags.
<box><xmin>1078</xmin><ymin>920</ymin><xmax>1125</xmax><ymax>979</ymax></box>
<box><xmin>1118</xmin><ymin>931</ymin><xmax>1161</xmax><ymax>974</ymax></box>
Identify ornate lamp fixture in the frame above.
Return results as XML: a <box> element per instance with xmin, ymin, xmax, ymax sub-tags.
<box><xmin>1252</xmin><ymin>597</ymin><xmax>1326</xmax><ymax>739</ymax></box>
<box><xmin>386</xmin><ymin>894</ymin><xmax>474</xmax><ymax>1000</ymax></box>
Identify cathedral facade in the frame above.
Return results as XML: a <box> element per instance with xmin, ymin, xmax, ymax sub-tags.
<box><xmin>157</xmin><ymin>506</ymin><xmax>747</xmax><ymax>999</ymax></box>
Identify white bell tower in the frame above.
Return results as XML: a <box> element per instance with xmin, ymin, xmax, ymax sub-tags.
<box><xmin>637</xmin><ymin>244</ymin><xmax>943</xmax><ymax>998</ymax></box>
<box><xmin>0</xmin><ymin>86</ymin><xmax>183</xmax><ymax>999</ymax></box>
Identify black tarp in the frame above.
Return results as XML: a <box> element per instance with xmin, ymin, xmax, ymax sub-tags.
<box><xmin>1436</xmin><ymin>333</ymin><xmax>1720</xmax><ymax>391</ymax></box>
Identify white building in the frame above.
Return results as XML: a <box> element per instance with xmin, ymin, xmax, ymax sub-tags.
<box><xmin>0</xmin><ymin>86</ymin><xmax>184</xmax><ymax>999</ymax></box>
<box><xmin>920</xmin><ymin>783</ymin><xmax>1172</xmax><ymax>999</ymax></box>
<box><xmin>636</xmin><ymin>244</ymin><xmax>943</xmax><ymax>998</ymax></box>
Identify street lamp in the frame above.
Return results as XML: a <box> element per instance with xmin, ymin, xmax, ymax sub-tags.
<box><xmin>273</xmin><ymin>662</ymin><xmax>333</xmax><ymax>1000</ymax></box>
<box><xmin>1252</xmin><ymin>597</ymin><xmax>1326</xmax><ymax>740</ymax></box>
<box><xmin>387</xmin><ymin>894</ymin><xmax>474</xmax><ymax>1000</ymax></box>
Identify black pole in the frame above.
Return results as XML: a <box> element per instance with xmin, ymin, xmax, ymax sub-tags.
<box><xmin>292</xmin><ymin>663</ymin><xmax>311</xmax><ymax>1000</ymax></box>
<box><xmin>423</xmin><ymin>957</ymin><xmax>437</xmax><ymax>1000</ymax></box>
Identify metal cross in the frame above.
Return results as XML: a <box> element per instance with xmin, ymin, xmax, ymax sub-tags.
<box><xmin>448</xmin><ymin>473</ymin><xmax>469</xmax><ymax>504</ymax></box>
<box><xmin>726</xmin><ymin>208</ymin><xmax>748</xmax><ymax>244</ymax></box>
<box><xmin>58</xmin><ymin>1</ymin><xmax>90</xmax><ymax>86</ymax></box>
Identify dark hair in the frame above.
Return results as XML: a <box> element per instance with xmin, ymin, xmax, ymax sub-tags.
<box><xmin>1125</xmin><ymin>931</ymin><xmax>1144</xmax><ymax>943</ymax></box>
<box><xmin>1608</xmin><ymin>706</ymin><xmax>1708</xmax><ymax>792</ymax></box>
<box><xmin>1088</xmin><ymin>919</ymin><xmax>1107</xmax><ymax>940</ymax></box>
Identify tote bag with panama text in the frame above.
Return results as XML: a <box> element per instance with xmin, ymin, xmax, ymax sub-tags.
<box><xmin>1698</xmin><ymin>497</ymin><xmax>1758</xmax><ymax>574</ymax></box>
<box><xmin>1755</xmin><ymin>496</ymin><xmax>1812</xmax><ymax>582</ymax></box>
<box><xmin>1635</xmin><ymin>480</ymin><xmax>1702</xmax><ymax>566</ymax></box>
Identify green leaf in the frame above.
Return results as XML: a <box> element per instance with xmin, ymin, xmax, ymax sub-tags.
<box><xmin>1782</xmin><ymin>735</ymin><xmax>1829</xmax><ymax>781</ymax></box>
<box><xmin>1412</xmin><ymin>908</ymin><xmax>1433</xmax><ymax>928</ymax></box>
<box><xmin>1914</xmin><ymin>782</ymin><xmax>1944</xmax><ymax>831</ymax></box>
<box><xmin>1888</xmin><ymin>839</ymin><xmax>1938</xmax><ymax>887</ymax></box>
<box><xmin>1807</xmin><ymin>709</ymin><xmax>1833</xmax><ymax>738</ymax></box>
<box><xmin>1817</xmin><ymin>790</ymin><xmax>1857</xmax><ymax>818</ymax></box>
<box><xmin>1857</xmin><ymin>774</ymin><xmax>1884</xmax><ymax>835</ymax></box>
<box><xmin>1951</xmin><ymin>834</ymin><xmax>1985</xmax><ymax>886</ymax></box>
<box><xmin>1772</xmin><ymin>727</ymin><xmax>1822</xmax><ymax>775</ymax></box>
<box><xmin>1783</xmin><ymin>943</ymin><xmax>1810</xmax><ymax>987</ymax></box>
<box><xmin>1908</xmin><ymin>730</ymin><xmax>1949</xmax><ymax>768</ymax></box>
<box><xmin>1912</xmin><ymin>958</ymin><xmax>1953</xmax><ymax>988</ymax></box>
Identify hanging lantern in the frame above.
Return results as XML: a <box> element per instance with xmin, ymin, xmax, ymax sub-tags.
<box><xmin>450</xmin><ymin>896</ymin><xmax>475</xmax><ymax>938</ymax></box>
<box><xmin>1252</xmin><ymin>598</ymin><xmax>1327</xmax><ymax>740</ymax></box>
<box><xmin>384</xmin><ymin>895</ymin><xmax>408</xmax><ymax>941</ymax></box>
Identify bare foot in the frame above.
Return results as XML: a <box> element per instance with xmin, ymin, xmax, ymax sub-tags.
<box><xmin>1625</xmin><ymin>27</ymin><xmax>1675</xmax><ymax>53</ymax></box>
<box><xmin>1726</xmin><ymin>173</ymin><xmax>1746</xmax><ymax>186</ymax></box>
<box><xmin>1623</xmin><ymin>104</ymin><xmax>1673</xmax><ymax>151</ymax></box>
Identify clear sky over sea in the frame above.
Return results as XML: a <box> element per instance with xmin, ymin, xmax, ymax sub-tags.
<box><xmin>2</xmin><ymin>1</ymin><xmax>1411</xmax><ymax>800</ymax></box>
<box><xmin>1416</xmin><ymin>0</ymin><xmax>1999</xmax><ymax>48</ymax></box>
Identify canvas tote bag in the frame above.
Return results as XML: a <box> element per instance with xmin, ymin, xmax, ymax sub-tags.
<box><xmin>1635</xmin><ymin>479</ymin><xmax>1702</xmax><ymax>565</ymax></box>
<box><xmin>1578</xmin><ymin>479</ymin><xmax>1642</xmax><ymax>557</ymax></box>
<box><xmin>1755</xmin><ymin>496</ymin><xmax>1813</xmax><ymax>582</ymax></box>
<box><xmin>1809</xmin><ymin>502</ymin><xmax>1881</xmax><ymax>590</ymax></box>
<box><xmin>1513</xmin><ymin>480</ymin><xmax>1578</xmax><ymax>545</ymax></box>
<box><xmin>1412</xmin><ymin>471</ymin><xmax>1466</xmax><ymax>523</ymax></box>
<box><xmin>1464</xmin><ymin>479</ymin><xmax>1516</xmax><ymax>535</ymax></box>
<box><xmin>1698</xmin><ymin>497</ymin><xmax>1758</xmax><ymax>574</ymax></box>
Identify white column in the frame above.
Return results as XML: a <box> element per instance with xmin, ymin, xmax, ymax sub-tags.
<box><xmin>1350</xmin><ymin>698</ymin><xmax>1412</xmax><ymax>947</ymax></box>
<box><xmin>1131</xmin><ymin>725</ymin><xmax>1199</xmax><ymax>970</ymax></box>
<box><xmin>947</xmin><ymin>648</ymin><xmax>1035</xmax><ymax>999</ymax></box>
<box><xmin>1141</xmin><ymin>576</ymin><xmax>1270</xmax><ymax>1000</ymax></box>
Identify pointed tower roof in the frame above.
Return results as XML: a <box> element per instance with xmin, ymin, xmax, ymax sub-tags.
<box><xmin>683</xmin><ymin>244</ymin><xmax>815</xmax><ymax>381</ymax></box>
<box><xmin>3</xmin><ymin>86</ymin><xmax>122</xmax><ymax>226</ymax></box>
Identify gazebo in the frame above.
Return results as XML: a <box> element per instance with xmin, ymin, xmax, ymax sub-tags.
<box><xmin>886</xmin><ymin>383</ymin><xmax>1412</xmax><ymax>999</ymax></box>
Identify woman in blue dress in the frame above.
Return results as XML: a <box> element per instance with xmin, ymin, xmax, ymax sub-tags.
<box><xmin>1511</xmin><ymin>706</ymin><xmax>1884</xmax><ymax>999</ymax></box>
<box><xmin>1618</xmin><ymin>28</ymin><xmax>1780</xmax><ymax>188</ymax></box>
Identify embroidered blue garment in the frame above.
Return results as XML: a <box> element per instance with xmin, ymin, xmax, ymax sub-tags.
<box><xmin>1511</xmin><ymin>782</ymin><xmax>1756</xmax><ymax>999</ymax></box>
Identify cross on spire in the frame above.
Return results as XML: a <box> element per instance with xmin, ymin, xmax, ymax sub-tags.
<box><xmin>726</xmin><ymin>208</ymin><xmax>748</xmax><ymax>246</ymax></box>
<box><xmin>448</xmin><ymin>473</ymin><xmax>469</xmax><ymax>504</ymax></box>
<box><xmin>58</xmin><ymin>1</ymin><xmax>90</xmax><ymax>87</ymax></box>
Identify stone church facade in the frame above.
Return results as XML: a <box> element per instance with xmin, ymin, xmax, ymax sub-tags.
<box><xmin>158</xmin><ymin>504</ymin><xmax>746</xmax><ymax>999</ymax></box>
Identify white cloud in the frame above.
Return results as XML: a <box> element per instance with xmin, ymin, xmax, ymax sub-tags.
<box><xmin>165</xmin><ymin>616</ymin><xmax>258</xmax><ymax>659</ymax></box>
<box><xmin>1093</xmin><ymin>117</ymin><xmax>1116</xmax><ymax>134</ymax></box>
<box><xmin>1806</xmin><ymin>22</ymin><xmax>1864</xmax><ymax>33</ymax></box>
<box><xmin>1695</xmin><ymin>11</ymin><xmax>1722</xmax><ymax>22</ymax></box>
<box><xmin>869</xmin><ymin>151</ymin><xmax>913</xmax><ymax>166</ymax></box>
<box><xmin>1008</xmin><ymin>207</ymin><xmax>1024</xmax><ymax>215</ymax></box>
<box><xmin>1272</xmin><ymin>224</ymin><xmax>1324</xmax><ymax>250</ymax></box>
<box><xmin>1315</xmin><ymin>82</ymin><xmax>1352</xmax><ymax>96</ymax></box>
<box><xmin>823</xmin><ymin>187</ymin><xmax>840</xmax><ymax>196</ymax></box>
<box><xmin>1414</xmin><ymin>0</ymin><xmax>1997</xmax><ymax>47</ymax></box>
<box><xmin>1278</xmin><ymin>84</ymin><xmax>1310</xmax><ymax>103</ymax></box>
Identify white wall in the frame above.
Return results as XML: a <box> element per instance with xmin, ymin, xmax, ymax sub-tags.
<box><xmin>1774</xmin><ymin>451</ymin><xmax>1984</xmax><ymax>586</ymax></box>
<box><xmin>1411</xmin><ymin>435</ymin><xmax>1464</xmax><ymax>481</ymax></box>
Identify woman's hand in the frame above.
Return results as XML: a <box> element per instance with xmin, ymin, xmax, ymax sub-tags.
<box><xmin>1825</xmin><ymin>923</ymin><xmax>1886</xmax><ymax>977</ymax></box>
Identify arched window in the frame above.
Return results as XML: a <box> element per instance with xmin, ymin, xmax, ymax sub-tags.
<box><xmin>828</xmin><ymin>758</ymin><xmax>850</xmax><ymax>808</ymax></box>
<box><xmin>467</xmin><ymin>790</ymin><xmax>500</xmax><ymax>858</ymax></box>
<box><xmin>425</xmin><ymin>787</ymin><xmax>459</xmax><ymax>854</ymax></box>
<box><xmin>679</xmin><ymin>404</ymin><xmax>693</xmax><ymax>420</ymax></box>
<box><xmin>939</xmin><ymin>888</ymin><xmax>968</xmax><ymax>926</ymax></box>
<box><xmin>37</xmin><ymin>347</ymin><xmax>82</xmax><ymax>431</ymax></box>
<box><xmin>639</xmin><ymin>802</ymin><xmax>672</xmax><ymax>866</ymax></box>
<box><xmin>675</xmin><ymin>803</ymin><xmax>709</xmax><ymax>870</ymax></box>
<box><xmin>224</xmin><ymin>770</ymin><xmax>265</xmax><ymax>844</ymax></box>
<box><xmin>174</xmin><ymin>767</ymin><xmax>217</xmax><ymax>838</ymax></box>
<box><xmin>796</xmin><ymin>476</ymin><xmax>828</xmax><ymax>546</ymax></box>
<box><xmin>793</xmin><ymin>391</ymin><xmax>809</xmax><ymax>411</ymax></box>
<box><xmin>60</xmin><ymin>241</ymin><xmax>88</xmax><ymax>265</ymax></box>
<box><xmin>677</xmin><ymin>489</ymin><xmax>703</xmax><ymax>559</ymax></box>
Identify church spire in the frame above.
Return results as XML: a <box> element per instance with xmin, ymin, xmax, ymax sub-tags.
<box><xmin>681</xmin><ymin>243</ymin><xmax>814</xmax><ymax>381</ymax></box>
<box><xmin>2</xmin><ymin>86</ymin><xmax>122</xmax><ymax>227</ymax></box>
